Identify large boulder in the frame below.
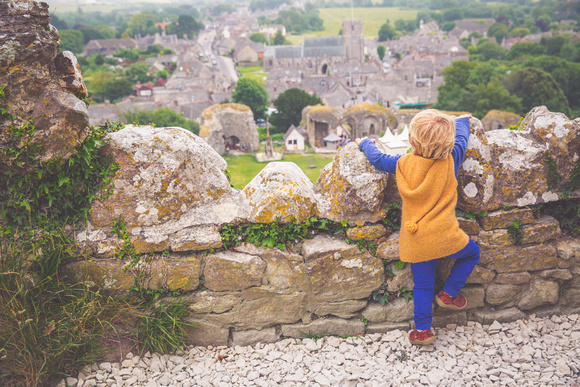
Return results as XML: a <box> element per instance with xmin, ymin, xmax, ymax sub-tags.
<box><xmin>199</xmin><ymin>103</ymin><xmax>259</xmax><ymax>155</ymax></box>
<box><xmin>0</xmin><ymin>1</ymin><xmax>89</xmax><ymax>165</ymax></box>
<box><xmin>343</xmin><ymin>103</ymin><xmax>397</xmax><ymax>139</ymax></box>
<box><xmin>481</xmin><ymin>110</ymin><xmax>521</xmax><ymax>131</ymax></box>
<box><xmin>243</xmin><ymin>162</ymin><xmax>318</xmax><ymax>223</ymax></box>
<box><xmin>77</xmin><ymin>125</ymin><xmax>250</xmax><ymax>255</ymax></box>
<box><xmin>457</xmin><ymin>107</ymin><xmax>579</xmax><ymax>212</ymax></box>
<box><xmin>314</xmin><ymin>142</ymin><xmax>389</xmax><ymax>225</ymax></box>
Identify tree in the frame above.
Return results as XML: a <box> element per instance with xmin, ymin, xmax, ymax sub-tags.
<box><xmin>378</xmin><ymin>22</ymin><xmax>397</xmax><ymax>41</ymax></box>
<box><xmin>506</xmin><ymin>41</ymin><xmax>546</xmax><ymax>60</ymax></box>
<box><xmin>78</xmin><ymin>26</ymin><xmax>105</xmax><ymax>44</ymax></box>
<box><xmin>59</xmin><ymin>30</ymin><xmax>84</xmax><ymax>53</ymax></box>
<box><xmin>124</xmin><ymin>108</ymin><xmax>200</xmax><ymax>135</ymax></box>
<box><xmin>50</xmin><ymin>14</ymin><xmax>68</xmax><ymax>30</ymax></box>
<box><xmin>94</xmin><ymin>54</ymin><xmax>105</xmax><ymax>66</ymax></box>
<box><xmin>377</xmin><ymin>44</ymin><xmax>386</xmax><ymax>61</ymax></box>
<box><xmin>509</xmin><ymin>27</ymin><xmax>530</xmax><ymax>38</ymax></box>
<box><xmin>461</xmin><ymin>78</ymin><xmax>522</xmax><ymax>118</ymax></box>
<box><xmin>468</xmin><ymin>40</ymin><xmax>506</xmax><ymax>61</ymax></box>
<box><xmin>270</xmin><ymin>89</ymin><xmax>322</xmax><ymax>132</ymax></box>
<box><xmin>250</xmin><ymin>33</ymin><xmax>269</xmax><ymax>45</ymax></box>
<box><xmin>126</xmin><ymin>62</ymin><xmax>151</xmax><ymax>83</ymax></box>
<box><xmin>442</xmin><ymin>7</ymin><xmax>464</xmax><ymax>22</ymax></box>
<box><xmin>104</xmin><ymin>78</ymin><xmax>133</xmax><ymax>102</ymax></box>
<box><xmin>487</xmin><ymin>22</ymin><xmax>509</xmax><ymax>44</ymax></box>
<box><xmin>126</xmin><ymin>12</ymin><xmax>157</xmax><ymax>37</ymax></box>
<box><xmin>232</xmin><ymin>78</ymin><xmax>270</xmax><ymax>119</ymax></box>
<box><xmin>506</xmin><ymin>68</ymin><xmax>570</xmax><ymax>116</ymax></box>
<box><xmin>560</xmin><ymin>43</ymin><xmax>579</xmax><ymax>63</ymax></box>
<box><xmin>441</xmin><ymin>21</ymin><xmax>456</xmax><ymax>32</ymax></box>
<box><xmin>273</xmin><ymin>30</ymin><xmax>287</xmax><ymax>45</ymax></box>
<box><xmin>88</xmin><ymin>69</ymin><xmax>112</xmax><ymax>102</ymax></box>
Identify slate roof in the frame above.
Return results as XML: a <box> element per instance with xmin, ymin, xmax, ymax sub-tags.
<box><xmin>283</xmin><ymin>125</ymin><xmax>307</xmax><ymax>141</ymax></box>
<box><xmin>264</xmin><ymin>45</ymin><xmax>302</xmax><ymax>59</ymax></box>
<box><xmin>303</xmin><ymin>36</ymin><xmax>343</xmax><ymax>48</ymax></box>
<box><xmin>454</xmin><ymin>19</ymin><xmax>495</xmax><ymax>35</ymax></box>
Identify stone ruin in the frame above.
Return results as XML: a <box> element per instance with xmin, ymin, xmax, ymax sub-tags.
<box><xmin>199</xmin><ymin>103</ymin><xmax>259</xmax><ymax>155</ymax></box>
<box><xmin>482</xmin><ymin>109</ymin><xmax>522</xmax><ymax>131</ymax></box>
<box><xmin>2</xmin><ymin>1</ymin><xmax>580</xmax><ymax>348</ymax></box>
<box><xmin>301</xmin><ymin>103</ymin><xmax>397</xmax><ymax>148</ymax></box>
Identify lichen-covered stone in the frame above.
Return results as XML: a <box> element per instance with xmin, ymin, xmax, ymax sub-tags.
<box><xmin>314</xmin><ymin>142</ymin><xmax>389</xmax><ymax>225</ymax></box>
<box><xmin>485</xmin><ymin>284</ymin><xmax>521</xmax><ymax>305</ymax></box>
<box><xmin>55</xmin><ymin>51</ymin><xmax>88</xmax><ymax>96</ymax></box>
<box><xmin>280</xmin><ymin>317</ymin><xmax>365</xmax><ymax>338</ymax></box>
<box><xmin>457</xmin><ymin>108</ymin><xmax>579</xmax><ymax>212</ymax></box>
<box><xmin>479</xmin><ymin>208</ymin><xmax>535</xmax><ymax>231</ymax></box>
<box><xmin>457</xmin><ymin>217</ymin><xmax>480</xmax><ymax>235</ymax></box>
<box><xmin>305</xmin><ymin>237</ymin><xmax>384</xmax><ymax>302</ymax></box>
<box><xmin>301</xmin><ymin>234</ymin><xmax>351</xmax><ymax>261</ymax></box>
<box><xmin>238</xmin><ymin>288</ymin><xmax>307</xmax><ymax>329</ymax></box>
<box><xmin>438</xmin><ymin>257</ymin><xmax>495</xmax><ymax>284</ymax></box>
<box><xmin>0</xmin><ymin>1</ymin><xmax>89</xmax><ymax>168</ymax></box>
<box><xmin>495</xmin><ymin>244</ymin><xmax>557</xmax><ymax>273</ymax></box>
<box><xmin>521</xmin><ymin>215</ymin><xmax>561</xmax><ymax>245</ymax></box>
<box><xmin>199</xmin><ymin>103</ymin><xmax>259</xmax><ymax>155</ymax></box>
<box><xmin>522</xmin><ymin>106</ymin><xmax>580</xmax><ymax>195</ymax></box>
<box><xmin>169</xmin><ymin>225</ymin><xmax>223</xmax><ymax>252</ymax></box>
<box><xmin>148</xmin><ymin>254</ymin><xmax>202</xmax><ymax>291</ymax></box>
<box><xmin>361</xmin><ymin>298</ymin><xmax>414</xmax><ymax>323</ymax></box>
<box><xmin>79</xmin><ymin>125</ymin><xmax>249</xmax><ymax>255</ymax></box>
<box><xmin>538</xmin><ymin>269</ymin><xmax>572</xmax><ymax>281</ymax></box>
<box><xmin>346</xmin><ymin>224</ymin><xmax>387</xmax><ymax>241</ymax></box>
<box><xmin>204</xmin><ymin>251</ymin><xmax>266</xmax><ymax>292</ymax></box>
<box><xmin>518</xmin><ymin>278</ymin><xmax>559</xmax><ymax>310</ymax></box>
<box><xmin>377</xmin><ymin>232</ymin><xmax>399</xmax><ymax>261</ymax></box>
<box><xmin>60</xmin><ymin>259</ymin><xmax>134</xmax><ymax>292</ymax></box>
<box><xmin>556</xmin><ymin>237</ymin><xmax>580</xmax><ymax>261</ymax></box>
<box><xmin>478</xmin><ymin>229</ymin><xmax>514</xmax><ymax>248</ymax></box>
<box><xmin>313</xmin><ymin>300</ymin><xmax>368</xmax><ymax>319</ymax></box>
<box><xmin>185</xmin><ymin>291</ymin><xmax>240</xmax><ymax>314</ymax></box>
<box><xmin>495</xmin><ymin>272</ymin><xmax>532</xmax><ymax>284</ymax></box>
<box><xmin>386</xmin><ymin>264</ymin><xmax>413</xmax><ymax>292</ymax></box>
<box><xmin>243</xmin><ymin>162</ymin><xmax>318</xmax><ymax>223</ymax></box>
<box><xmin>240</xmin><ymin>245</ymin><xmax>307</xmax><ymax>291</ymax></box>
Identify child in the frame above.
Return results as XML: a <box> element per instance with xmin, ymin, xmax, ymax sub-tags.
<box><xmin>355</xmin><ymin>110</ymin><xmax>480</xmax><ymax>345</ymax></box>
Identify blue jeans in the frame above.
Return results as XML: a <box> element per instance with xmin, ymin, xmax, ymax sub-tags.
<box><xmin>410</xmin><ymin>239</ymin><xmax>480</xmax><ymax>330</ymax></box>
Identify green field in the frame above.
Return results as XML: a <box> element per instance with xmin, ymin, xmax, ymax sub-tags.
<box><xmin>237</xmin><ymin>66</ymin><xmax>268</xmax><ymax>85</ymax></box>
<box><xmin>223</xmin><ymin>152</ymin><xmax>334</xmax><ymax>189</ymax></box>
<box><xmin>286</xmin><ymin>7</ymin><xmax>418</xmax><ymax>44</ymax></box>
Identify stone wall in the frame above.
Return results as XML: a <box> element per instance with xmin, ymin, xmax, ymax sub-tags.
<box><xmin>62</xmin><ymin>107</ymin><xmax>580</xmax><ymax>347</ymax></box>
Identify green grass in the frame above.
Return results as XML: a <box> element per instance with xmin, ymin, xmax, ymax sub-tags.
<box><xmin>289</xmin><ymin>7</ymin><xmax>418</xmax><ymax>42</ymax></box>
<box><xmin>237</xmin><ymin>66</ymin><xmax>267</xmax><ymax>85</ymax></box>
<box><xmin>223</xmin><ymin>151</ymin><xmax>334</xmax><ymax>189</ymax></box>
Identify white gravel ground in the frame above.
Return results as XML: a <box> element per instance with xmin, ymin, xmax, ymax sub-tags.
<box><xmin>61</xmin><ymin>314</ymin><xmax>580</xmax><ymax>387</ymax></box>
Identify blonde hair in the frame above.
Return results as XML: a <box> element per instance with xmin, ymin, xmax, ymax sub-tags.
<box><xmin>408</xmin><ymin>109</ymin><xmax>455</xmax><ymax>160</ymax></box>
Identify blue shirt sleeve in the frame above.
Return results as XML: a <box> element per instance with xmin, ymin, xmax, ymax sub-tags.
<box><xmin>358</xmin><ymin>139</ymin><xmax>401</xmax><ymax>175</ymax></box>
<box><xmin>451</xmin><ymin>117</ymin><xmax>471</xmax><ymax>177</ymax></box>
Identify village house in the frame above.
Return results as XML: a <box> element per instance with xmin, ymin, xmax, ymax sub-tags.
<box><xmin>283</xmin><ymin>125</ymin><xmax>307</xmax><ymax>151</ymax></box>
<box><xmin>234</xmin><ymin>38</ymin><xmax>265</xmax><ymax>63</ymax></box>
<box><xmin>84</xmin><ymin>38</ymin><xmax>139</xmax><ymax>57</ymax></box>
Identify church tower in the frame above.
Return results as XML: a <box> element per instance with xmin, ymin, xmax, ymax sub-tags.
<box><xmin>342</xmin><ymin>19</ymin><xmax>364</xmax><ymax>63</ymax></box>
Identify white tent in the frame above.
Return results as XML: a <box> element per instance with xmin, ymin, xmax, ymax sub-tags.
<box><xmin>378</xmin><ymin>126</ymin><xmax>394</xmax><ymax>143</ymax></box>
<box><xmin>398</xmin><ymin>124</ymin><xmax>409</xmax><ymax>142</ymax></box>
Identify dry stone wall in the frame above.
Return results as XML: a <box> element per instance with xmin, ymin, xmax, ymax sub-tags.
<box><xmin>63</xmin><ymin>107</ymin><xmax>580</xmax><ymax>348</ymax></box>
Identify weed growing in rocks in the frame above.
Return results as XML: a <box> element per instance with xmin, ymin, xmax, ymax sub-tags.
<box><xmin>507</xmin><ymin>220</ymin><xmax>523</xmax><ymax>245</ymax></box>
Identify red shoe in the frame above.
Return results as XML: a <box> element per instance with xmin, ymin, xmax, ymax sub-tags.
<box><xmin>436</xmin><ymin>290</ymin><xmax>467</xmax><ymax>310</ymax></box>
<box><xmin>409</xmin><ymin>329</ymin><xmax>436</xmax><ymax>345</ymax></box>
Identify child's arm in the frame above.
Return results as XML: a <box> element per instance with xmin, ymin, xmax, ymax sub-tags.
<box><xmin>451</xmin><ymin>115</ymin><xmax>471</xmax><ymax>177</ymax></box>
<box><xmin>356</xmin><ymin>138</ymin><xmax>401</xmax><ymax>175</ymax></box>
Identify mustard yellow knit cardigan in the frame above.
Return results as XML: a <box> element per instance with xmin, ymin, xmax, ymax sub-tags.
<box><xmin>395</xmin><ymin>153</ymin><xmax>469</xmax><ymax>263</ymax></box>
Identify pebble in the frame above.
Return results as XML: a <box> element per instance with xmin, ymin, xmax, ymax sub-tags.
<box><xmin>61</xmin><ymin>315</ymin><xmax>580</xmax><ymax>387</ymax></box>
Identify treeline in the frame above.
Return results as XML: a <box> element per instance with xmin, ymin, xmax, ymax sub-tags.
<box><xmin>268</xmin><ymin>7</ymin><xmax>325</xmax><ymax>34</ymax></box>
<box><xmin>435</xmin><ymin>34</ymin><xmax>580</xmax><ymax>118</ymax></box>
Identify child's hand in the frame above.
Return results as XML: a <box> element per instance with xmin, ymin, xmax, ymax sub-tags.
<box><xmin>354</xmin><ymin>137</ymin><xmax>375</xmax><ymax>146</ymax></box>
<box><xmin>458</xmin><ymin>114</ymin><xmax>472</xmax><ymax>119</ymax></box>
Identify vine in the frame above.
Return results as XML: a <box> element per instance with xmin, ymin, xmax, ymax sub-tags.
<box><xmin>544</xmin><ymin>152</ymin><xmax>561</xmax><ymax>190</ymax></box>
<box><xmin>506</xmin><ymin>220</ymin><xmax>523</xmax><ymax>245</ymax></box>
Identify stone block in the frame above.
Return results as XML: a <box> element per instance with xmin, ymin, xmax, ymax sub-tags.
<box><xmin>559</xmin><ymin>288</ymin><xmax>580</xmax><ymax>307</ymax></box>
<box><xmin>494</xmin><ymin>272</ymin><xmax>532</xmax><ymax>284</ymax></box>
<box><xmin>231</xmin><ymin>328</ymin><xmax>279</xmax><ymax>347</ymax></box>
<box><xmin>386</xmin><ymin>264</ymin><xmax>414</xmax><ymax>292</ymax></box>
<box><xmin>361</xmin><ymin>298</ymin><xmax>414</xmax><ymax>323</ymax></box>
<box><xmin>280</xmin><ymin>317</ymin><xmax>365</xmax><ymax>338</ymax></box>
<box><xmin>261</xmin><ymin>252</ymin><xmax>308</xmax><ymax>291</ymax></box>
<box><xmin>347</xmin><ymin>224</ymin><xmax>387</xmax><ymax>241</ymax></box>
<box><xmin>521</xmin><ymin>215</ymin><xmax>561</xmax><ymax>245</ymax></box>
<box><xmin>438</xmin><ymin>257</ymin><xmax>495</xmax><ymax>284</ymax></box>
<box><xmin>495</xmin><ymin>244</ymin><xmax>557</xmax><ymax>273</ymax></box>
<box><xmin>538</xmin><ymin>269</ymin><xmax>572</xmax><ymax>281</ymax></box>
<box><xmin>186</xmin><ymin>291</ymin><xmax>240</xmax><ymax>314</ymax></box>
<box><xmin>185</xmin><ymin>321</ymin><xmax>229</xmax><ymax>347</ymax></box>
<box><xmin>204</xmin><ymin>251</ymin><xmax>266</xmax><ymax>292</ymax></box>
<box><xmin>433</xmin><ymin>312</ymin><xmax>467</xmax><ymax>327</ymax></box>
<box><xmin>556</xmin><ymin>237</ymin><xmax>580</xmax><ymax>261</ymax></box>
<box><xmin>470</xmin><ymin>307</ymin><xmax>528</xmax><ymax>325</ymax></box>
<box><xmin>485</xmin><ymin>284</ymin><xmax>521</xmax><ymax>306</ymax></box>
<box><xmin>305</xmin><ymin>245</ymin><xmax>384</xmax><ymax>302</ymax></box>
<box><xmin>148</xmin><ymin>254</ymin><xmax>202</xmax><ymax>291</ymax></box>
<box><xmin>301</xmin><ymin>234</ymin><xmax>351</xmax><ymax>261</ymax></box>
<box><xmin>312</xmin><ymin>300</ymin><xmax>368</xmax><ymax>319</ymax></box>
<box><xmin>478</xmin><ymin>229</ymin><xmax>514</xmax><ymax>248</ymax></box>
<box><xmin>377</xmin><ymin>232</ymin><xmax>399</xmax><ymax>261</ymax></box>
<box><xmin>479</xmin><ymin>208</ymin><xmax>535</xmax><ymax>231</ymax></box>
<box><xmin>461</xmin><ymin>286</ymin><xmax>485</xmax><ymax>309</ymax></box>
<box><xmin>238</xmin><ymin>289</ymin><xmax>307</xmax><ymax>329</ymax></box>
<box><xmin>60</xmin><ymin>259</ymin><xmax>135</xmax><ymax>292</ymax></box>
<box><xmin>458</xmin><ymin>217</ymin><xmax>480</xmax><ymax>235</ymax></box>
<box><xmin>366</xmin><ymin>322</ymin><xmax>411</xmax><ymax>334</ymax></box>
<box><xmin>242</xmin><ymin>162</ymin><xmax>318</xmax><ymax>223</ymax></box>
<box><xmin>169</xmin><ymin>225</ymin><xmax>222</xmax><ymax>252</ymax></box>
<box><xmin>518</xmin><ymin>279</ymin><xmax>559</xmax><ymax>310</ymax></box>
